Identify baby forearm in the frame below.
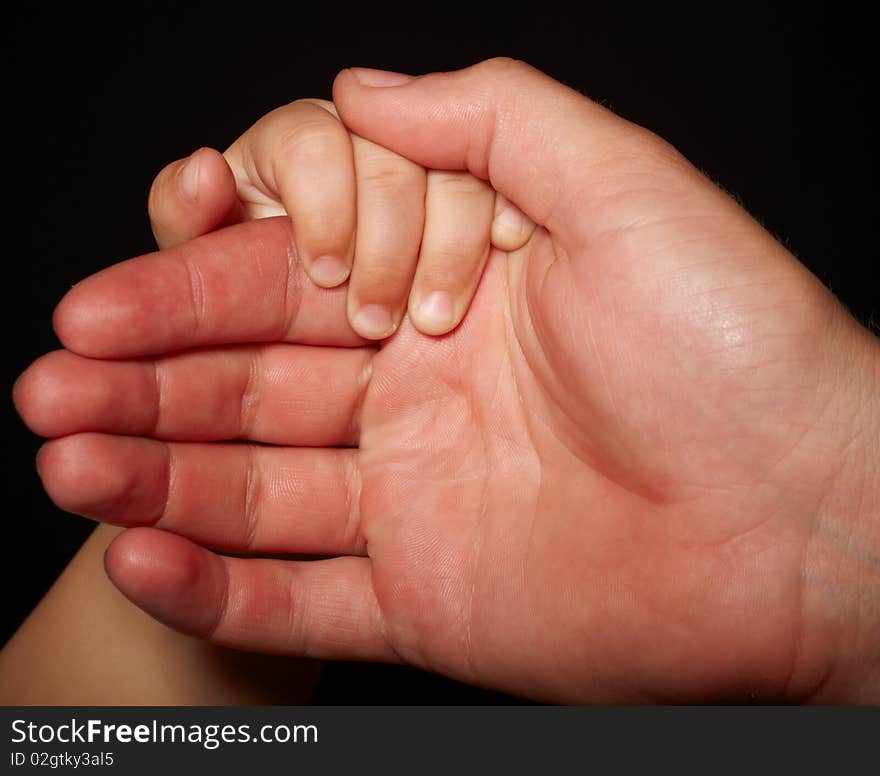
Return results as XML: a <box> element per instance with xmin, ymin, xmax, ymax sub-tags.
<box><xmin>0</xmin><ymin>524</ymin><xmax>320</xmax><ymax>705</ymax></box>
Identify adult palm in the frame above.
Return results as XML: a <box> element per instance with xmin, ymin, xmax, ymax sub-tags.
<box><xmin>17</xmin><ymin>60</ymin><xmax>876</xmax><ymax>703</ymax></box>
<box><xmin>355</xmin><ymin>134</ymin><xmax>842</xmax><ymax>704</ymax></box>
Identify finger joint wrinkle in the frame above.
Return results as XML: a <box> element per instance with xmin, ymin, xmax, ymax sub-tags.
<box><xmin>181</xmin><ymin>254</ymin><xmax>208</xmax><ymax>340</ymax></box>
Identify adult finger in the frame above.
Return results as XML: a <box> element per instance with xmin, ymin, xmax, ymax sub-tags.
<box><xmin>53</xmin><ymin>216</ymin><xmax>366</xmax><ymax>358</ymax></box>
<box><xmin>14</xmin><ymin>345</ymin><xmax>371</xmax><ymax>446</ymax></box>
<box><xmin>38</xmin><ymin>434</ymin><xmax>364</xmax><ymax>556</ymax></box>
<box><xmin>225</xmin><ymin>100</ymin><xmax>356</xmax><ymax>288</ymax></box>
<box><xmin>104</xmin><ymin>528</ymin><xmax>396</xmax><ymax>661</ymax></box>
<box><xmin>148</xmin><ymin>147</ymin><xmax>245</xmax><ymax>250</ymax></box>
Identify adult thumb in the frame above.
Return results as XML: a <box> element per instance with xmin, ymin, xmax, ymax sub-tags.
<box><xmin>333</xmin><ymin>58</ymin><xmax>692</xmax><ymax>240</ymax></box>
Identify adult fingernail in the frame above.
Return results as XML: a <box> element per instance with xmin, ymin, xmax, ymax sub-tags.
<box><xmin>179</xmin><ymin>152</ymin><xmax>200</xmax><ymax>201</ymax></box>
<box><xmin>349</xmin><ymin>67</ymin><xmax>415</xmax><ymax>87</ymax></box>
<box><xmin>416</xmin><ymin>291</ymin><xmax>455</xmax><ymax>334</ymax></box>
<box><xmin>310</xmin><ymin>255</ymin><xmax>350</xmax><ymax>287</ymax></box>
<box><xmin>352</xmin><ymin>304</ymin><xmax>395</xmax><ymax>339</ymax></box>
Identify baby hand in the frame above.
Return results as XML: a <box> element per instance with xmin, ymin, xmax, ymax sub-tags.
<box><xmin>147</xmin><ymin>100</ymin><xmax>534</xmax><ymax>338</ymax></box>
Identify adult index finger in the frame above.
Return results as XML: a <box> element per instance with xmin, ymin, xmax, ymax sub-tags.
<box><xmin>54</xmin><ymin>216</ymin><xmax>367</xmax><ymax>358</ymax></box>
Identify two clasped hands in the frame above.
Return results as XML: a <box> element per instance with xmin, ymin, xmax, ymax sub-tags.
<box><xmin>10</xmin><ymin>60</ymin><xmax>880</xmax><ymax>703</ymax></box>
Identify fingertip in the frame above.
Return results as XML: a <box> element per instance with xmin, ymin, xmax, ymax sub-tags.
<box><xmin>52</xmin><ymin>277</ymin><xmax>130</xmax><ymax>358</ymax></box>
<box><xmin>349</xmin><ymin>303</ymin><xmax>397</xmax><ymax>340</ymax></box>
<box><xmin>331</xmin><ymin>67</ymin><xmax>356</xmax><ymax>92</ymax></box>
<box><xmin>12</xmin><ymin>356</ymin><xmax>40</xmax><ymax>427</ymax></box>
<box><xmin>52</xmin><ymin>288</ymin><xmax>97</xmax><ymax>357</ymax></box>
<box><xmin>409</xmin><ymin>290</ymin><xmax>459</xmax><ymax>337</ymax></box>
<box><xmin>332</xmin><ymin>67</ymin><xmax>415</xmax><ymax>99</ymax></box>
<box><xmin>149</xmin><ymin>147</ymin><xmax>241</xmax><ymax>250</ymax></box>
<box><xmin>177</xmin><ymin>147</ymin><xmax>235</xmax><ymax>200</ymax></box>
<box><xmin>13</xmin><ymin>351</ymin><xmax>77</xmax><ymax>436</ymax></box>
<box><xmin>104</xmin><ymin>526</ymin><xmax>155</xmax><ymax>583</ymax></box>
<box><xmin>105</xmin><ymin>527</ymin><xmax>223</xmax><ymax>636</ymax></box>
<box><xmin>36</xmin><ymin>433</ymin><xmax>166</xmax><ymax>525</ymax></box>
<box><xmin>34</xmin><ymin>434</ymin><xmax>94</xmax><ymax>509</ymax></box>
<box><xmin>491</xmin><ymin>195</ymin><xmax>536</xmax><ymax>252</ymax></box>
<box><xmin>36</xmin><ymin>434</ymin><xmax>103</xmax><ymax>513</ymax></box>
<box><xmin>308</xmin><ymin>255</ymin><xmax>351</xmax><ymax>289</ymax></box>
<box><xmin>177</xmin><ymin>150</ymin><xmax>201</xmax><ymax>201</ymax></box>
<box><xmin>331</xmin><ymin>69</ymin><xmax>362</xmax><ymax>113</ymax></box>
<box><xmin>35</xmin><ymin>441</ymin><xmax>47</xmax><ymax>478</ymax></box>
<box><xmin>105</xmin><ymin>527</ymin><xmax>197</xmax><ymax>594</ymax></box>
<box><xmin>346</xmin><ymin>67</ymin><xmax>416</xmax><ymax>88</ymax></box>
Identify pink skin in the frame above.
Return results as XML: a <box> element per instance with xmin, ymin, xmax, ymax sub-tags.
<box><xmin>15</xmin><ymin>59</ymin><xmax>879</xmax><ymax>703</ymax></box>
<box><xmin>146</xmin><ymin>105</ymin><xmax>532</xmax><ymax>341</ymax></box>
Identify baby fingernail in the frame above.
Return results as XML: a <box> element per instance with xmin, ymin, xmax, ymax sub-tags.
<box><xmin>310</xmin><ymin>256</ymin><xmax>350</xmax><ymax>287</ymax></box>
<box><xmin>179</xmin><ymin>152</ymin><xmax>200</xmax><ymax>201</ymax></box>
<box><xmin>416</xmin><ymin>291</ymin><xmax>455</xmax><ymax>333</ymax></box>
<box><xmin>352</xmin><ymin>304</ymin><xmax>395</xmax><ymax>339</ymax></box>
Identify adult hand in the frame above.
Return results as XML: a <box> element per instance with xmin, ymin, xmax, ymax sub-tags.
<box><xmin>16</xmin><ymin>59</ymin><xmax>878</xmax><ymax>702</ymax></box>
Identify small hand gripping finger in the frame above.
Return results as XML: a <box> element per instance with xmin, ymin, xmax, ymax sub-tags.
<box><xmin>224</xmin><ymin>99</ymin><xmax>357</xmax><ymax>289</ymax></box>
<box><xmin>349</xmin><ymin>166</ymin><xmax>535</xmax><ymax>339</ymax></box>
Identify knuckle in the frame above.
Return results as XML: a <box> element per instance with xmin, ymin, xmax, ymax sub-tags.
<box><xmin>429</xmin><ymin>170</ymin><xmax>491</xmax><ymax>199</ymax></box>
<box><xmin>424</xmin><ymin>244</ymin><xmax>476</xmax><ymax>269</ymax></box>
<box><xmin>603</xmin><ymin>130</ymin><xmax>691</xmax><ymax>186</ymax></box>
<box><xmin>181</xmin><ymin>254</ymin><xmax>208</xmax><ymax>336</ymax></box>
<box><xmin>275</xmin><ymin>118</ymin><xmax>343</xmax><ymax>162</ymax></box>
<box><xmin>241</xmin><ymin>445</ymin><xmax>262</xmax><ymax>551</ymax></box>
<box><xmin>359</xmin><ymin>159</ymin><xmax>421</xmax><ymax>195</ymax></box>
<box><xmin>631</xmin><ymin>128</ymin><xmax>686</xmax><ymax>166</ymax></box>
<box><xmin>476</xmin><ymin>56</ymin><xmax>530</xmax><ymax>79</ymax></box>
<box><xmin>298</xmin><ymin>97</ymin><xmax>338</xmax><ymax>118</ymax></box>
<box><xmin>339</xmin><ymin>451</ymin><xmax>363</xmax><ymax>552</ymax></box>
<box><xmin>237</xmin><ymin>348</ymin><xmax>262</xmax><ymax>439</ymax></box>
<box><xmin>351</xmin><ymin>259</ymin><xmax>409</xmax><ymax>292</ymax></box>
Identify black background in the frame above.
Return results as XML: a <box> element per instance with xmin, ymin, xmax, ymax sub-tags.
<box><xmin>2</xmin><ymin>3</ymin><xmax>873</xmax><ymax>703</ymax></box>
